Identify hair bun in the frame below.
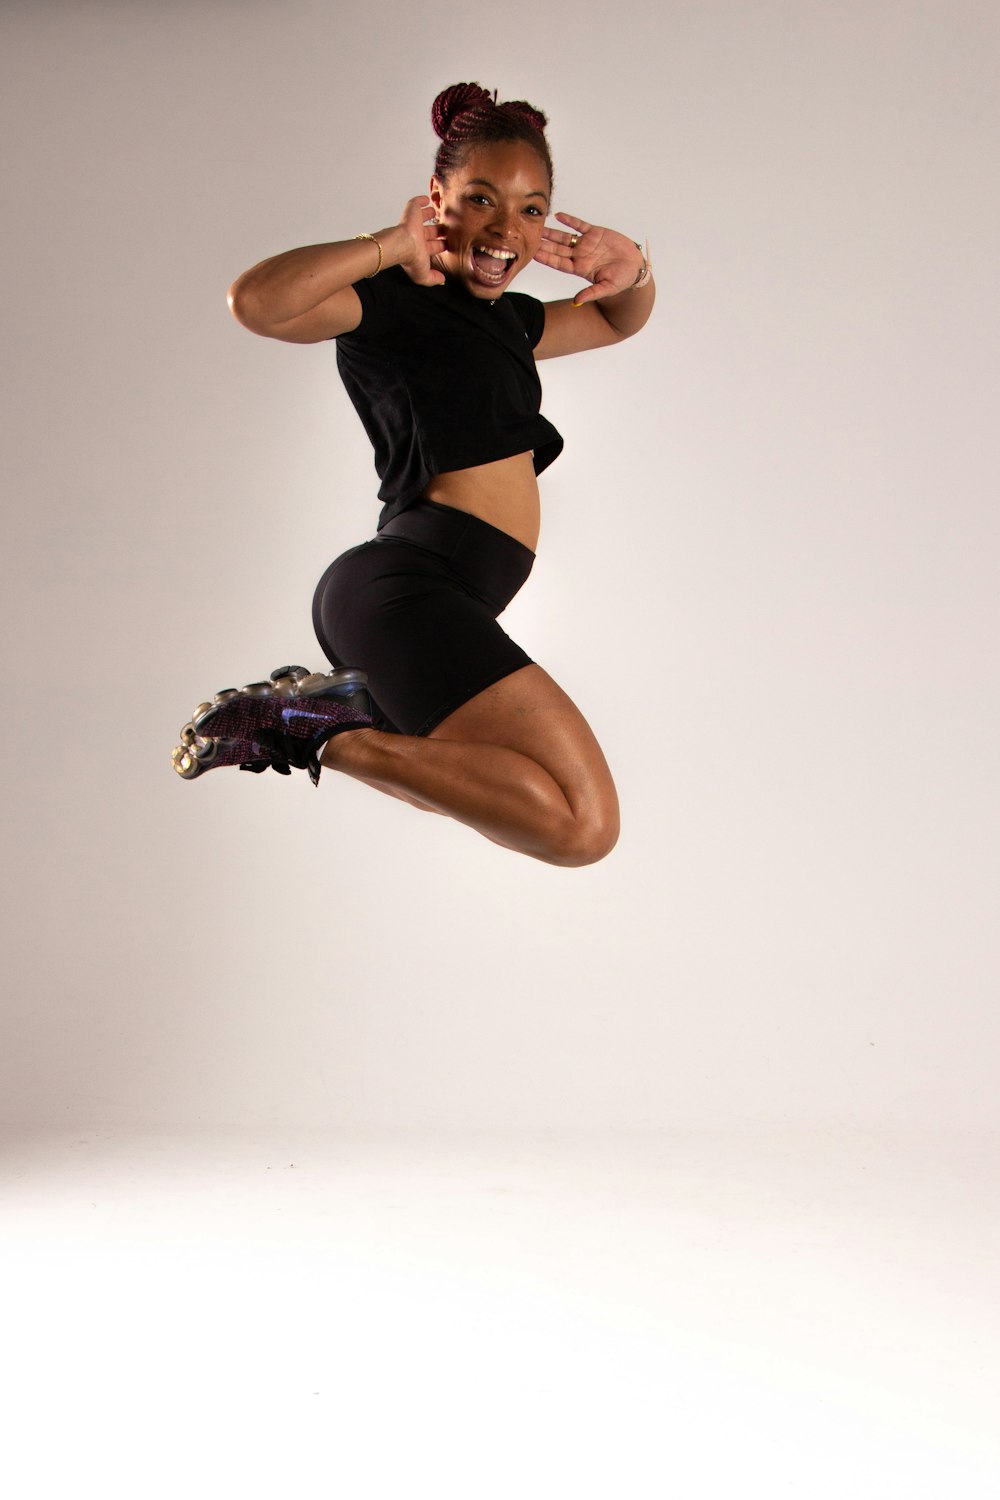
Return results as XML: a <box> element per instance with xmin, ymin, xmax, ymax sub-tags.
<box><xmin>431</xmin><ymin>82</ymin><xmax>495</xmax><ymax>138</ymax></box>
<box><xmin>500</xmin><ymin>98</ymin><xmax>548</xmax><ymax>134</ymax></box>
<box><xmin>430</xmin><ymin>82</ymin><xmax>554</xmax><ymax>188</ymax></box>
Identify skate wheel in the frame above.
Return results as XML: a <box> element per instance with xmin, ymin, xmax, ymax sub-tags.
<box><xmin>193</xmin><ymin>702</ymin><xmax>213</xmax><ymax>721</ymax></box>
<box><xmin>172</xmin><ymin>746</ymin><xmax>199</xmax><ymax>779</ymax></box>
<box><xmin>297</xmin><ymin>672</ymin><xmax>336</xmax><ymax>694</ymax></box>
<box><xmin>178</xmin><ymin>722</ymin><xmax>197</xmax><ymax>746</ymax></box>
<box><xmin>242</xmin><ymin>681</ymin><xmax>273</xmax><ymax>697</ymax></box>
<box><xmin>270</xmin><ymin>664</ymin><xmax>309</xmax><ymax>682</ymax></box>
<box><xmin>214</xmin><ymin>688</ymin><xmax>241</xmax><ymax>704</ymax></box>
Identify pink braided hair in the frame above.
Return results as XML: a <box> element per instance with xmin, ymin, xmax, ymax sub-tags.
<box><xmin>431</xmin><ymin>82</ymin><xmax>553</xmax><ymax>187</ymax></box>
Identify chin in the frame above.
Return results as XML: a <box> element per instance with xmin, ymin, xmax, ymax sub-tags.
<box><xmin>466</xmin><ymin>278</ymin><xmax>513</xmax><ymax>299</ymax></box>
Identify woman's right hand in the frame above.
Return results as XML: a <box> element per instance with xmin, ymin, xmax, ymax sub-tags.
<box><xmin>398</xmin><ymin>195</ymin><xmax>448</xmax><ymax>288</ymax></box>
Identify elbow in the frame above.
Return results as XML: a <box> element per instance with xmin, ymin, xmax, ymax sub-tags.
<box><xmin>595</xmin><ymin>310</ymin><xmax>634</xmax><ymax>346</ymax></box>
<box><xmin>597</xmin><ymin>287</ymin><xmax>654</xmax><ymax>345</ymax></box>
<box><xmin>227</xmin><ymin>275</ymin><xmax>257</xmax><ymax>331</ymax></box>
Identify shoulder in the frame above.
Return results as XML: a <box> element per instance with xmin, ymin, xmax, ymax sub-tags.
<box><xmin>338</xmin><ymin>265</ymin><xmax>411</xmax><ymax>338</ymax></box>
<box><xmin>340</xmin><ymin>266</ymin><xmax>473</xmax><ymax>349</ymax></box>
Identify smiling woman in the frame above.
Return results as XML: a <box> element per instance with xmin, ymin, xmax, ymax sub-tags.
<box><xmin>433</xmin><ymin>141</ymin><xmax>550</xmax><ymax>297</ymax></box>
<box><xmin>171</xmin><ymin>82</ymin><xmax>655</xmax><ymax>866</ymax></box>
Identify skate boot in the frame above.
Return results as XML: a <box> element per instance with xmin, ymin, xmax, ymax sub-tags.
<box><xmin>178</xmin><ymin>664</ymin><xmax>372</xmax><ymax>786</ymax></box>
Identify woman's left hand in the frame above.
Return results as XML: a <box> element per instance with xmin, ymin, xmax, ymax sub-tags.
<box><xmin>534</xmin><ymin>213</ymin><xmax>646</xmax><ymax>306</ymax></box>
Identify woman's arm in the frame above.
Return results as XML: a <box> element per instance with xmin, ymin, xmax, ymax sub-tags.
<box><xmin>227</xmin><ymin>197</ymin><xmax>446</xmax><ymax>344</ymax></box>
<box><xmin>532</xmin><ymin>213</ymin><xmax>655</xmax><ymax>360</ymax></box>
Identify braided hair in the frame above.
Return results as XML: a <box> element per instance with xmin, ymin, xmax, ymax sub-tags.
<box><xmin>432</xmin><ymin>82</ymin><xmax>553</xmax><ymax>188</ymax></box>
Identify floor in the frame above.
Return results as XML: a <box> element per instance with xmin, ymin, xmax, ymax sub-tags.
<box><xmin>3</xmin><ymin>1127</ymin><xmax>998</xmax><ymax>1498</ymax></box>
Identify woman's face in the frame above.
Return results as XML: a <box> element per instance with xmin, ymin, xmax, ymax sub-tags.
<box><xmin>430</xmin><ymin>140</ymin><xmax>550</xmax><ymax>299</ymax></box>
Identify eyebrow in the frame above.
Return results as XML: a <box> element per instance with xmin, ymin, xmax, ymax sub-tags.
<box><xmin>467</xmin><ymin>177</ymin><xmax>549</xmax><ymax>203</ymax></box>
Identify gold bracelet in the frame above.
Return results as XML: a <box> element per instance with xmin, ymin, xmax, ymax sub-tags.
<box><xmin>353</xmin><ymin>233</ymin><xmax>383</xmax><ymax>278</ymax></box>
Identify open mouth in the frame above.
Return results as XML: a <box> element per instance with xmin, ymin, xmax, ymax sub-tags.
<box><xmin>469</xmin><ymin>244</ymin><xmax>518</xmax><ymax>289</ymax></box>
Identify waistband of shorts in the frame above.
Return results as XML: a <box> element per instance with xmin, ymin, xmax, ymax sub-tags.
<box><xmin>377</xmin><ymin>498</ymin><xmax>536</xmax><ymax>570</ymax></box>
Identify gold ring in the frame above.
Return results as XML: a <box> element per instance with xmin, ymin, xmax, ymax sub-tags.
<box><xmin>570</xmin><ymin>235</ymin><xmax>579</xmax><ymax>248</ymax></box>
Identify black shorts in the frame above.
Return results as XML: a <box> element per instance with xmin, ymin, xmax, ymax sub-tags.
<box><xmin>312</xmin><ymin>499</ymin><xmax>535</xmax><ymax>736</ymax></box>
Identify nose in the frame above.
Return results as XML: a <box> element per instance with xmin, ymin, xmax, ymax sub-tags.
<box><xmin>489</xmin><ymin>204</ymin><xmax>519</xmax><ymax>239</ymax></box>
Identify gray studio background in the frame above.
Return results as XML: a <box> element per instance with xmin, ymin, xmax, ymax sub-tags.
<box><xmin>2</xmin><ymin>0</ymin><xmax>996</xmax><ymax>1134</ymax></box>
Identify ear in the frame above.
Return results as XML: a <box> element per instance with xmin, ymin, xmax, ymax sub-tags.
<box><xmin>429</xmin><ymin>176</ymin><xmax>444</xmax><ymax>213</ymax></box>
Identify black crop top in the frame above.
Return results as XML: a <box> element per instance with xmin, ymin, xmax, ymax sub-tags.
<box><xmin>335</xmin><ymin>266</ymin><xmax>564</xmax><ymax>528</ymax></box>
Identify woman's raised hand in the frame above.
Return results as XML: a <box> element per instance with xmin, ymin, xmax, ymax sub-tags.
<box><xmin>534</xmin><ymin>213</ymin><xmax>646</xmax><ymax>306</ymax></box>
<box><xmin>398</xmin><ymin>195</ymin><xmax>448</xmax><ymax>287</ymax></box>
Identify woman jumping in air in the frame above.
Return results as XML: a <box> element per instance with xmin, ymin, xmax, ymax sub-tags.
<box><xmin>171</xmin><ymin>82</ymin><xmax>654</xmax><ymax>866</ymax></box>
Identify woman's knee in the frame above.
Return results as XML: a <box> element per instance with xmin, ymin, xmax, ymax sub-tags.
<box><xmin>430</xmin><ymin>663</ymin><xmax>621</xmax><ymax>864</ymax></box>
<box><xmin>547</xmin><ymin>798</ymin><xmax>620</xmax><ymax>868</ymax></box>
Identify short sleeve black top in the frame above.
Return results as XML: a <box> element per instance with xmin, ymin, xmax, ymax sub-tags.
<box><xmin>334</xmin><ymin>266</ymin><xmax>564</xmax><ymax>529</ymax></box>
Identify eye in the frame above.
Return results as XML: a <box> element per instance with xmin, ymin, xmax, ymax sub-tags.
<box><xmin>468</xmin><ymin>193</ymin><xmax>491</xmax><ymax>206</ymax></box>
<box><xmin>524</xmin><ymin>206</ymin><xmax>543</xmax><ymax>217</ymax></box>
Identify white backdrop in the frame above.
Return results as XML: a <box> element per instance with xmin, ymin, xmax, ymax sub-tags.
<box><xmin>2</xmin><ymin>0</ymin><xmax>997</xmax><ymax>1131</ymax></box>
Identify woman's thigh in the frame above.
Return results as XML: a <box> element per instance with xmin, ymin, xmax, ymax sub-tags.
<box><xmin>429</xmin><ymin>663</ymin><xmax>619</xmax><ymax>826</ymax></box>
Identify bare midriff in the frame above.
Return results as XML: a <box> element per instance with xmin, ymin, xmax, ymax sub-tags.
<box><xmin>422</xmin><ymin>452</ymin><xmax>540</xmax><ymax>553</ymax></box>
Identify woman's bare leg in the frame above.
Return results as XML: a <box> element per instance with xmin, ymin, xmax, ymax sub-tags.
<box><xmin>319</xmin><ymin>665</ymin><xmax>619</xmax><ymax>866</ymax></box>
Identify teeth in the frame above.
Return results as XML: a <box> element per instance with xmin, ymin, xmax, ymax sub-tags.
<box><xmin>475</xmin><ymin>246</ymin><xmax>516</xmax><ymax>261</ymax></box>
